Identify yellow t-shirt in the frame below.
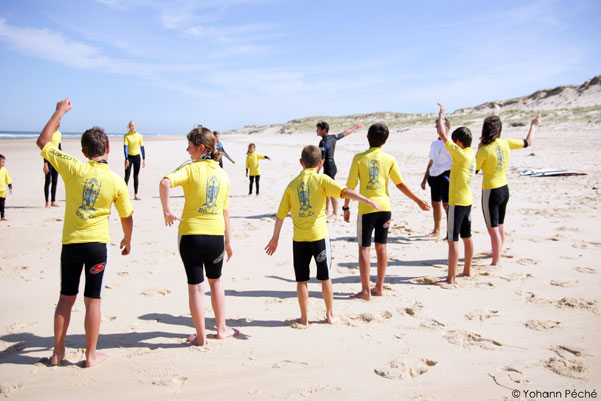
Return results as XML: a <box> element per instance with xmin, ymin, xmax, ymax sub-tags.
<box><xmin>346</xmin><ymin>147</ymin><xmax>403</xmax><ymax>215</ymax></box>
<box><xmin>41</xmin><ymin>143</ymin><xmax>133</xmax><ymax>244</ymax></box>
<box><xmin>50</xmin><ymin>130</ymin><xmax>62</xmax><ymax>148</ymax></box>
<box><xmin>246</xmin><ymin>153</ymin><xmax>266</xmax><ymax>176</ymax></box>
<box><xmin>165</xmin><ymin>159</ymin><xmax>230</xmax><ymax>236</ymax></box>
<box><xmin>276</xmin><ymin>168</ymin><xmax>344</xmax><ymax>242</ymax></box>
<box><xmin>123</xmin><ymin>132</ymin><xmax>144</xmax><ymax>156</ymax></box>
<box><xmin>0</xmin><ymin>167</ymin><xmax>12</xmax><ymax>198</ymax></box>
<box><xmin>445</xmin><ymin>141</ymin><xmax>475</xmax><ymax>206</ymax></box>
<box><xmin>476</xmin><ymin>138</ymin><xmax>525</xmax><ymax>190</ymax></box>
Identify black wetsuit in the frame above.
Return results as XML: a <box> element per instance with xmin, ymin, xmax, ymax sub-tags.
<box><xmin>319</xmin><ymin>133</ymin><xmax>344</xmax><ymax>178</ymax></box>
<box><xmin>44</xmin><ymin>143</ymin><xmax>61</xmax><ymax>203</ymax></box>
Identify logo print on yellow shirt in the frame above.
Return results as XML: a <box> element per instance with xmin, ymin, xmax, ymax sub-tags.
<box><xmin>367</xmin><ymin>159</ymin><xmax>381</xmax><ymax>190</ymax></box>
<box><xmin>200</xmin><ymin>175</ymin><xmax>220</xmax><ymax>214</ymax></box>
<box><xmin>77</xmin><ymin>178</ymin><xmax>101</xmax><ymax>220</ymax></box>
<box><xmin>297</xmin><ymin>181</ymin><xmax>314</xmax><ymax>217</ymax></box>
<box><xmin>495</xmin><ymin>146</ymin><xmax>504</xmax><ymax>171</ymax></box>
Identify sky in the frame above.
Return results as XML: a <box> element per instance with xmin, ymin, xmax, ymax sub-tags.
<box><xmin>0</xmin><ymin>0</ymin><xmax>599</xmax><ymax>134</ymax></box>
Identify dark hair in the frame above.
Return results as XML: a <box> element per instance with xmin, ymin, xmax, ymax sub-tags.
<box><xmin>316</xmin><ymin>121</ymin><xmax>329</xmax><ymax>133</ymax></box>
<box><xmin>301</xmin><ymin>145</ymin><xmax>321</xmax><ymax>168</ymax></box>
<box><xmin>367</xmin><ymin>123</ymin><xmax>389</xmax><ymax>148</ymax></box>
<box><xmin>0</xmin><ymin>154</ymin><xmax>5</xmax><ymax>160</ymax></box>
<box><xmin>481</xmin><ymin>115</ymin><xmax>502</xmax><ymax>145</ymax></box>
<box><xmin>435</xmin><ymin>118</ymin><xmax>451</xmax><ymax>129</ymax></box>
<box><xmin>187</xmin><ymin>127</ymin><xmax>217</xmax><ymax>159</ymax></box>
<box><xmin>451</xmin><ymin>127</ymin><xmax>472</xmax><ymax>148</ymax></box>
<box><xmin>81</xmin><ymin>127</ymin><xmax>109</xmax><ymax>158</ymax></box>
<box><xmin>247</xmin><ymin>143</ymin><xmax>255</xmax><ymax>155</ymax></box>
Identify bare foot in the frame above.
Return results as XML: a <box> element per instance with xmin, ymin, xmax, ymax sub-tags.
<box><xmin>134</xmin><ymin>195</ymin><xmax>141</xmax><ymax>200</ymax></box>
<box><xmin>85</xmin><ymin>351</ymin><xmax>107</xmax><ymax>368</ymax></box>
<box><xmin>293</xmin><ymin>317</ymin><xmax>309</xmax><ymax>326</ymax></box>
<box><xmin>1</xmin><ymin>218</ymin><xmax>7</xmax><ymax>221</ymax></box>
<box><xmin>45</xmin><ymin>202</ymin><xmax>50</xmax><ymax>208</ymax></box>
<box><xmin>51</xmin><ymin>202</ymin><xmax>60</xmax><ymax>207</ymax></box>
<box><xmin>433</xmin><ymin>280</ymin><xmax>455</xmax><ymax>289</ymax></box>
<box><xmin>425</xmin><ymin>231</ymin><xmax>440</xmax><ymax>238</ymax></box>
<box><xmin>217</xmin><ymin>327</ymin><xmax>239</xmax><ymax>339</ymax></box>
<box><xmin>350</xmin><ymin>291</ymin><xmax>371</xmax><ymax>301</ymax></box>
<box><xmin>187</xmin><ymin>333</ymin><xmax>207</xmax><ymax>346</ymax></box>
<box><xmin>326</xmin><ymin>313</ymin><xmax>339</xmax><ymax>325</ymax></box>
<box><xmin>50</xmin><ymin>347</ymin><xmax>65</xmax><ymax>366</ymax></box>
<box><xmin>457</xmin><ymin>273</ymin><xmax>470</xmax><ymax>278</ymax></box>
<box><xmin>370</xmin><ymin>287</ymin><xmax>384</xmax><ymax>296</ymax></box>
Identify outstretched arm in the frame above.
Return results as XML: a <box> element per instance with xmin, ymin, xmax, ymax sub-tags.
<box><xmin>436</xmin><ymin>103</ymin><xmax>450</xmax><ymax>143</ymax></box>
<box><xmin>159</xmin><ymin>177</ymin><xmax>183</xmax><ymax>226</ymax></box>
<box><xmin>119</xmin><ymin>215</ymin><xmax>133</xmax><ymax>255</ymax></box>
<box><xmin>525</xmin><ymin>114</ymin><xmax>541</xmax><ymax>147</ymax></box>
<box><xmin>343</xmin><ymin>123</ymin><xmax>363</xmax><ymax>137</ymax></box>
<box><xmin>396</xmin><ymin>183</ymin><xmax>431</xmax><ymax>211</ymax></box>
<box><xmin>265</xmin><ymin>217</ymin><xmax>284</xmax><ymax>255</ymax></box>
<box><xmin>341</xmin><ymin>188</ymin><xmax>381</xmax><ymax>212</ymax></box>
<box><xmin>37</xmin><ymin>99</ymin><xmax>72</xmax><ymax>150</ymax></box>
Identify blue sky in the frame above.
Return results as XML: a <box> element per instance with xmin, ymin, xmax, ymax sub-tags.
<box><xmin>0</xmin><ymin>0</ymin><xmax>599</xmax><ymax>134</ymax></box>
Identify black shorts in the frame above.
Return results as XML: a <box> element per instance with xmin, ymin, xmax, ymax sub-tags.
<box><xmin>482</xmin><ymin>185</ymin><xmax>509</xmax><ymax>228</ymax></box>
<box><xmin>292</xmin><ymin>238</ymin><xmax>331</xmax><ymax>282</ymax></box>
<box><xmin>60</xmin><ymin>242</ymin><xmax>108</xmax><ymax>299</ymax></box>
<box><xmin>178</xmin><ymin>235</ymin><xmax>225</xmax><ymax>284</ymax></box>
<box><xmin>447</xmin><ymin>205</ymin><xmax>472</xmax><ymax>241</ymax></box>
<box><xmin>322</xmin><ymin>160</ymin><xmax>337</xmax><ymax>179</ymax></box>
<box><xmin>427</xmin><ymin>170</ymin><xmax>450</xmax><ymax>203</ymax></box>
<box><xmin>357</xmin><ymin>211</ymin><xmax>391</xmax><ymax>247</ymax></box>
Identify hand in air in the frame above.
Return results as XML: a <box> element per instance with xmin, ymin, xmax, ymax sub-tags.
<box><xmin>532</xmin><ymin>114</ymin><xmax>541</xmax><ymax>126</ymax></box>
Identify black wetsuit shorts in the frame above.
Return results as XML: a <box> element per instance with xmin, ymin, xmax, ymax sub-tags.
<box><xmin>292</xmin><ymin>238</ymin><xmax>331</xmax><ymax>282</ymax></box>
<box><xmin>60</xmin><ymin>242</ymin><xmax>108</xmax><ymax>299</ymax></box>
<box><xmin>178</xmin><ymin>235</ymin><xmax>225</xmax><ymax>284</ymax></box>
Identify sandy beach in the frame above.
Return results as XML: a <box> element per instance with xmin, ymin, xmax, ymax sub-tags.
<box><xmin>0</xmin><ymin>115</ymin><xmax>600</xmax><ymax>400</ymax></box>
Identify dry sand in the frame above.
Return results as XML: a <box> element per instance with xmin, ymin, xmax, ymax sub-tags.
<box><xmin>0</xmin><ymin>118</ymin><xmax>600</xmax><ymax>400</ymax></box>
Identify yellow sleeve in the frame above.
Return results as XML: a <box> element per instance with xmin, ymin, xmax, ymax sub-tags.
<box><xmin>41</xmin><ymin>142</ymin><xmax>81</xmax><ymax>182</ymax></box>
<box><xmin>322</xmin><ymin>175</ymin><xmax>345</xmax><ymax>198</ymax></box>
<box><xmin>138</xmin><ymin>133</ymin><xmax>144</xmax><ymax>146</ymax></box>
<box><xmin>5</xmin><ymin>169</ymin><xmax>11</xmax><ymax>186</ymax></box>
<box><xmin>257</xmin><ymin>153</ymin><xmax>266</xmax><ymax>160</ymax></box>
<box><xmin>389</xmin><ymin>158</ymin><xmax>403</xmax><ymax>185</ymax></box>
<box><xmin>165</xmin><ymin>164</ymin><xmax>190</xmax><ymax>188</ymax></box>
<box><xmin>276</xmin><ymin>187</ymin><xmax>291</xmax><ymax>219</ymax></box>
<box><xmin>475</xmin><ymin>146</ymin><xmax>485</xmax><ymax>170</ymax></box>
<box><xmin>113</xmin><ymin>174</ymin><xmax>133</xmax><ymax>218</ymax></box>
<box><xmin>246</xmin><ymin>155</ymin><xmax>251</xmax><ymax>169</ymax></box>
<box><xmin>346</xmin><ymin>155</ymin><xmax>359</xmax><ymax>189</ymax></box>
<box><xmin>123</xmin><ymin>135</ymin><xmax>128</xmax><ymax>146</ymax></box>
<box><xmin>223</xmin><ymin>179</ymin><xmax>230</xmax><ymax>211</ymax></box>
<box><xmin>507</xmin><ymin>138</ymin><xmax>525</xmax><ymax>150</ymax></box>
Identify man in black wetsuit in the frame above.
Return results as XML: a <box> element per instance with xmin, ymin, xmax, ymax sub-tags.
<box><xmin>316</xmin><ymin>121</ymin><xmax>363</xmax><ymax>216</ymax></box>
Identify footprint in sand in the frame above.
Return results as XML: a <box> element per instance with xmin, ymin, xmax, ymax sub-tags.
<box><xmin>525</xmin><ymin>320</ymin><xmax>562</xmax><ymax>331</ymax></box>
<box><xmin>140</xmin><ymin>288</ymin><xmax>171</xmax><ymax>297</ymax></box>
<box><xmin>0</xmin><ymin>382</ymin><xmax>23</xmax><ymax>397</ymax></box>
<box><xmin>151</xmin><ymin>376</ymin><xmax>188</xmax><ymax>389</ymax></box>
<box><xmin>374</xmin><ymin>358</ymin><xmax>437</xmax><ymax>379</ymax></box>
<box><xmin>544</xmin><ymin>356</ymin><xmax>586</xmax><ymax>379</ymax></box>
<box><xmin>556</xmin><ymin>297</ymin><xmax>598</xmax><ymax>313</ymax></box>
<box><xmin>350</xmin><ymin>311</ymin><xmax>393</xmax><ymax>324</ymax></box>
<box><xmin>117</xmin><ymin>271</ymin><xmax>131</xmax><ymax>276</ymax></box>
<box><xmin>409</xmin><ymin>277</ymin><xmax>439</xmax><ymax>284</ymax></box>
<box><xmin>550</xmin><ymin>280</ymin><xmax>577</xmax><ymax>287</ymax></box>
<box><xmin>465</xmin><ymin>310</ymin><xmax>499</xmax><ymax>321</ymax></box>
<box><xmin>7</xmin><ymin>321</ymin><xmax>36</xmax><ymax>332</ymax></box>
<box><xmin>574</xmin><ymin>267</ymin><xmax>597</xmax><ymax>274</ymax></box>
<box><xmin>298</xmin><ymin>385</ymin><xmax>343</xmax><ymax>397</ymax></box>
<box><xmin>553</xmin><ymin>345</ymin><xmax>584</xmax><ymax>358</ymax></box>
<box><xmin>401</xmin><ymin>302</ymin><xmax>424</xmax><ymax>317</ymax></box>
<box><xmin>0</xmin><ymin>341</ymin><xmax>25</xmax><ymax>357</ymax></box>
<box><xmin>444</xmin><ymin>330</ymin><xmax>502</xmax><ymax>350</ymax></box>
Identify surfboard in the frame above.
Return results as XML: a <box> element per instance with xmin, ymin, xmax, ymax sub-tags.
<box><xmin>520</xmin><ymin>169</ymin><xmax>586</xmax><ymax>177</ymax></box>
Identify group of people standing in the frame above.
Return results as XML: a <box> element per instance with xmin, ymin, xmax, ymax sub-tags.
<box><xmin>32</xmin><ymin>97</ymin><xmax>540</xmax><ymax>368</ymax></box>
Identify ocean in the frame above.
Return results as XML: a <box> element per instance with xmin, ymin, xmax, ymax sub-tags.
<box><xmin>0</xmin><ymin>130</ymin><xmax>171</xmax><ymax>140</ymax></box>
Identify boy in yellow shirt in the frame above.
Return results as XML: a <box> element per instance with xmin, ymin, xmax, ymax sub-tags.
<box><xmin>0</xmin><ymin>154</ymin><xmax>13</xmax><ymax>220</ymax></box>
<box><xmin>265</xmin><ymin>145</ymin><xmax>380</xmax><ymax>325</ymax></box>
<box><xmin>36</xmin><ymin>98</ymin><xmax>134</xmax><ymax>367</ymax></box>
<box><xmin>343</xmin><ymin>123</ymin><xmax>430</xmax><ymax>300</ymax></box>
<box><xmin>435</xmin><ymin>104</ymin><xmax>475</xmax><ymax>286</ymax></box>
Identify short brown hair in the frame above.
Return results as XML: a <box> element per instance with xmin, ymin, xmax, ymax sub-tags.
<box><xmin>187</xmin><ymin>127</ymin><xmax>217</xmax><ymax>159</ymax></box>
<box><xmin>367</xmin><ymin>123</ymin><xmax>389</xmax><ymax>148</ymax></box>
<box><xmin>301</xmin><ymin>145</ymin><xmax>321</xmax><ymax>168</ymax></box>
<box><xmin>81</xmin><ymin>127</ymin><xmax>109</xmax><ymax>158</ymax></box>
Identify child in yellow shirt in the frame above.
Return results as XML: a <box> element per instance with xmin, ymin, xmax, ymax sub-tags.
<box><xmin>0</xmin><ymin>154</ymin><xmax>13</xmax><ymax>220</ymax></box>
<box><xmin>245</xmin><ymin>143</ymin><xmax>270</xmax><ymax>195</ymax></box>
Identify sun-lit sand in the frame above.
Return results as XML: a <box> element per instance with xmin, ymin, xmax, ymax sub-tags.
<box><xmin>1</xmin><ymin>82</ymin><xmax>600</xmax><ymax>399</ymax></box>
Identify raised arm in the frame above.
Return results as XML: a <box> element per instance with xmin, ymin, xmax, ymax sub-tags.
<box><xmin>37</xmin><ymin>99</ymin><xmax>72</xmax><ymax>150</ymax></box>
<box><xmin>343</xmin><ymin>123</ymin><xmax>363</xmax><ymax>137</ymax></box>
<box><xmin>159</xmin><ymin>177</ymin><xmax>183</xmax><ymax>226</ymax></box>
<box><xmin>525</xmin><ymin>114</ymin><xmax>541</xmax><ymax>147</ymax></box>
<box><xmin>436</xmin><ymin>103</ymin><xmax>450</xmax><ymax>143</ymax></box>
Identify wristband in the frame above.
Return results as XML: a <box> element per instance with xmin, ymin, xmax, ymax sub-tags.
<box><xmin>342</xmin><ymin>206</ymin><xmax>350</xmax><ymax>211</ymax></box>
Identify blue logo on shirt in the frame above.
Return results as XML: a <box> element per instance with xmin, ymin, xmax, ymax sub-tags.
<box><xmin>77</xmin><ymin>178</ymin><xmax>101</xmax><ymax>220</ymax></box>
<box><xmin>367</xmin><ymin>159</ymin><xmax>381</xmax><ymax>190</ymax></box>
<box><xmin>200</xmin><ymin>175</ymin><xmax>220</xmax><ymax>214</ymax></box>
<box><xmin>297</xmin><ymin>181</ymin><xmax>314</xmax><ymax>217</ymax></box>
<box><xmin>495</xmin><ymin>145</ymin><xmax>504</xmax><ymax>171</ymax></box>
